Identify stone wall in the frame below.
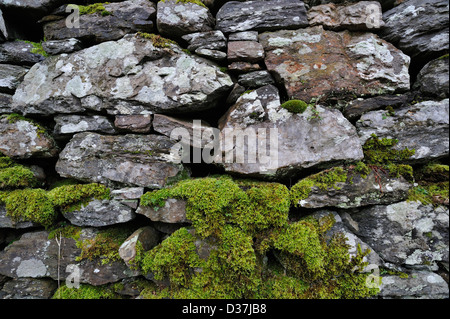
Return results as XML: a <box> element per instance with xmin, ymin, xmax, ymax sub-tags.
<box><xmin>0</xmin><ymin>0</ymin><xmax>448</xmax><ymax>299</ymax></box>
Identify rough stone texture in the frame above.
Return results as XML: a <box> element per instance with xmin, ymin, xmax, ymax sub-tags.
<box><xmin>237</xmin><ymin>71</ymin><xmax>275</xmax><ymax>88</ymax></box>
<box><xmin>119</xmin><ymin>226</ymin><xmax>160</xmax><ymax>268</ymax></box>
<box><xmin>413</xmin><ymin>56</ymin><xmax>449</xmax><ymax>99</ymax></box>
<box><xmin>11</xmin><ymin>34</ymin><xmax>233</xmax><ymax>115</ymax></box>
<box><xmin>356</xmin><ymin>99</ymin><xmax>449</xmax><ymax>162</ymax></box>
<box><xmin>0</xmin><ymin>116</ymin><xmax>59</xmax><ymax>159</ymax></box>
<box><xmin>0</xmin><ymin>92</ymin><xmax>12</xmax><ymax>113</ymax></box>
<box><xmin>41</xmin><ymin>38</ymin><xmax>83</xmax><ymax>55</ymax></box>
<box><xmin>62</xmin><ymin>199</ymin><xmax>136</xmax><ymax>227</ymax></box>
<box><xmin>379</xmin><ymin>271</ymin><xmax>449</xmax><ymax>299</ymax></box>
<box><xmin>53</xmin><ymin>115</ymin><xmax>116</xmax><ymax>135</ymax></box>
<box><xmin>43</xmin><ymin>0</ymin><xmax>156</xmax><ymax>44</ymax></box>
<box><xmin>308</xmin><ymin>1</ymin><xmax>384</xmax><ymax>31</ymax></box>
<box><xmin>216</xmin><ymin>85</ymin><xmax>364</xmax><ymax>178</ymax></box>
<box><xmin>0</xmin><ymin>277</ymin><xmax>57</xmax><ymax>299</ymax></box>
<box><xmin>228</xmin><ymin>62</ymin><xmax>261</xmax><ymax>73</ymax></box>
<box><xmin>228</xmin><ymin>31</ymin><xmax>259</xmax><ymax>42</ymax></box>
<box><xmin>55</xmin><ymin>132</ymin><xmax>186</xmax><ymax>188</ymax></box>
<box><xmin>227</xmin><ymin>41</ymin><xmax>265</xmax><ymax>63</ymax></box>
<box><xmin>181</xmin><ymin>30</ymin><xmax>226</xmax><ymax>51</ymax></box>
<box><xmin>259</xmin><ymin>27</ymin><xmax>411</xmax><ymax>104</ymax></box>
<box><xmin>136</xmin><ymin>198</ymin><xmax>188</xmax><ymax>224</ymax></box>
<box><xmin>195</xmin><ymin>48</ymin><xmax>226</xmax><ymax>62</ymax></box>
<box><xmin>0</xmin><ymin>8</ymin><xmax>7</xmax><ymax>42</ymax></box>
<box><xmin>114</xmin><ymin>115</ymin><xmax>152</xmax><ymax>133</ymax></box>
<box><xmin>156</xmin><ymin>0</ymin><xmax>214</xmax><ymax>39</ymax></box>
<box><xmin>0</xmin><ymin>205</ymin><xmax>39</xmax><ymax>229</ymax></box>
<box><xmin>216</xmin><ymin>0</ymin><xmax>309</xmax><ymax>34</ymax></box>
<box><xmin>343</xmin><ymin>94</ymin><xmax>411</xmax><ymax>121</ymax></box>
<box><xmin>295</xmin><ymin>168</ymin><xmax>412</xmax><ymax>209</ymax></box>
<box><xmin>0</xmin><ymin>64</ymin><xmax>28</xmax><ymax>94</ymax></box>
<box><xmin>0</xmin><ymin>230</ymin><xmax>139</xmax><ymax>286</ymax></box>
<box><xmin>343</xmin><ymin>201</ymin><xmax>449</xmax><ymax>268</ymax></box>
<box><xmin>0</xmin><ymin>41</ymin><xmax>45</xmax><ymax>66</ymax></box>
<box><xmin>379</xmin><ymin>0</ymin><xmax>449</xmax><ymax>60</ymax></box>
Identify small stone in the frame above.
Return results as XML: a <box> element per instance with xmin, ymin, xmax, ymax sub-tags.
<box><xmin>53</xmin><ymin>115</ymin><xmax>116</xmax><ymax>135</ymax></box>
<box><xmin>227</xmin><ymin>41</ymin><xmax>265</xmax><ymax>63</ymax></box>
<box><xmin>114</xmin><ymin>115</ymin><xmax>152</xmax><ymax>133</ymax></box>
<box><xmin>237</xmin><ymin>71</ymin><xmax>275</xmax><ymax>88</ymax></box>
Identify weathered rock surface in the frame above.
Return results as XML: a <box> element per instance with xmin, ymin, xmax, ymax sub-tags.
<box><xmin>259</xmin><ymin>27</ymin><xmax>411</xmax><ymax>103</ymax></box>
<box><xmin>294</xmin><ymin>168</ymin><xmax>412</xmax><ymax>209</ymax></box>
<box><xmin>307</xmin><ymin>1</ymin><xmax>384</xmax><ymax>31</ymax></box>
<box><xmin>379</xmin><ymin>270</ymin><xmax>449</xmax><ymax>299</ymax></box>
<box><xmin>0</xmin><ymin>277</ymin><xmax>57</xmax><ymax>299</ymax></box>
<box><xmin>413</xmin><ymin>56</ymin><xmax>449</xmax><ymax>99</ymax></box>
<box><xmin>0</xmin><ymin>205</ymin><xmax>39</xmax><ymax>229</ymax></box>
<box><xmin>182</xmin><ymin>30</ymin><xmax>227</xmax><ymax>52</ymax></box>
<box><xmin>0</xmin><ymin>116</ymin><xmax>59</xmax><ymax>159</ymax></box>
<box><xmin>62</xmin><ymin>199</ymin><xmax>136</xmax><ymax>227</ymax></box>
<box><xmin>41</xmin><ymin>38</ymin><xmax>83</xmax><ymax>55</ymax></box>
<box><xmin>237</xmin><ymin>71</ymin><xmax>275</xmax><ymax>88</ymax></box>
<box><xmin>114</xmin><ymin>115</ymin><xmax>152</xmax><ymax>133</ymax></box>
<box><xmin>53</xmin><ymin>115</ymin><xmax>116</xmax><ymax>135</ymax></box>
<box><xmin>42</xmin><ymin>0</ymin><xmax>156</xmax><ymax>44</ymax></box>
<box><xmin>216</xmin><ymin>85</ymin><xmax>364</xmax><ymax>178</ymax></box>
<box><xmin>136</xmin><ymin>198</ymin><xmax>188</xmax><ymax>224</ymax></box>
<box><xmin>343</xmin><ymin>201</ymin><xmax>449</xmax><ymax>268</ymax></box>
<box><xmin>0</xmin><ymin>64</ymin><xmax>28</xmax><ymax>94</ymax></box>
<box><xmin>356</xmin><ymin>99</ymin><xmax>450</xmax><ymax>162</ymax></box>
<box><xmin>343</xmin><ymin>94</ymin><xmax>411</xmax><ymax>121</ymax></box>
<box><xmin>12</xmin><ymin>34</ymin><xmax>233</xmax><ymax>115</ymax></box>
<box><xmin>0</xmin><ymin>230</ymin><xmax>138</xmax><ymax>286</ymax></box>
<box><xmin>119</xmin><ymin>226</ymin><xmax>160</xmax><ymax>268</ymax></box>
<box><xmin>55</xmin><ymin>132</ymin><xmax>186</xmax><ymax>188</ymax></box>
<box><xmin>156</xmin><ymin>0</ymin><xmax>214</xmax><ymax>39</ymax></box>
<box><xmin>0</xmin><ymin>92</ymin><xmax>12</xmax><ymax>113</ymax></box>
<box><xmin>216</xmin><ymin>0</ymin><xmax>309</xmax><ymax>34</ymax></box>
<box><xmin>0</xmin><ymin>41</ymin><xmax>45</xmax><ymax>66</ymax></box>
<box><xmin>227</xmin><ymin>41</ymin><xmax>265</xmax><ymax>63</ymax></box>
<box><xmin>379</xmin><ymin>0</ymin><xmax>449</xmax><ymax>60</ymax></box>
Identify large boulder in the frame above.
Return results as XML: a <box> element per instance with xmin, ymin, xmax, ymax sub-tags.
<box><xmin>42</xmin><ymin>0</ymin><xmax>156</xmax><ymax>44</ymax></box>
<box><xmin>11</xmin><ymin>33</ymin><xmax>233</xmax><ymax>116</ymax></box>
<box><xmin>215</xmin><ymin>85</ymin><xmax>364</xmax><ymax>178</ymax></box>
<box><xmin>379</xmin><ymin>0</ymin><xmax>449</xmax><ymax>61</ymax></box>
<box><xmin>215</xmin><ymin>0</ymin><xmax>309</xmax><ymax>34</ymax></box>
<box><xmin>413</xmin><ymin>55</ymin><xmax>449</xmax><ymax>99</ymax></box>
<box><xmin>55</xmin><ymin>132</ymin><xmax>186</xmax><ymax>188</ymax></box>
<box><xmin>259</xmin><ymin>26</ymin><xmax>410</xmax><ymax>104</ymax></box>
<box><xmin>356</xmin><ymin>99</ymin><xmax>449</xmax><ymax>162</ymax></box>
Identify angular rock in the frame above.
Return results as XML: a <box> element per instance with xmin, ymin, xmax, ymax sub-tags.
<box><xmin>343</xmin><ymin>201</ymin><xmax>449</xmax><ymax>268</ymax></box>
<box><xmin>111</xmin><ymin>187</ymin><xmax>144</xmax><ymax>209</ymax></box>
<box><xmin>228</xmin><ymin>62</ymin><xmax>262</xmax><ymax>74</ymax></box>
<box><xmin>343</xmin><ymin>94</ymin><xmax>411</xmax><ymax>121</ymax></box>
<box><xmin>114</xmin><ymin>115</ymin><xmax>152</xmax><ymax>133</ymax></box>
<box><xmin>137</xmin><ymin>198</ymin><xmax>188</xmax><ymax>224</ymax></box>
<box><xmin>413</xmin><ymin>55</ymin><xmax>449</xmax><ymax>99</ymax></box>
<box><xmin>228</xmin><ymin>31</ymin><xmax>259</xmax><ymax>42</ymax></box>
<box><xmin>43</xmin><ymin>0</ymin><xmax>156</xmax><ymax>44</ymax></box>
<box><xmin>53</xmin><ymin>115</ymin><xmax>116</xmax><ymax>135</ymax></box>
<box><xmin>55</xmin><ymin>132</ymin><xmax>186</xmax><ymax>188</ymax></box>
<box><xmin>41</xmin><ymin>38</ymin><xmax>83</xmax><ymax>55</ymax></box>
<box><xmin>307</xmin><ymin>1</ymin><xmax>384</xmax><ymax>31</ymax></box>
<box><xmin>0</xmin><ymin>230</ymin><xmax>138</xmax><ymax>285</ymax></box>
<box><xmin>156</xmin><ymin>0</ymin><xmax>214</xmax><ymax>39</ymax></box>
<box><xmin>216</xmin><ymin>85</ymin><xmax>364</xmax><ymax>178</ymax></box>
<box><xmin>0</xmin><ymin>277</ymin><xmax>57</xmax><ymax>299</ymax></box>
<box><xmin>259</xmin><ymin>26</ymin><xmax>411</xmax><ymax>103</ymax></box>
<box><xmin>0</xmin><ymin>115</ymin><xmax>59</xmax><ymax>159</ymax></box>
<box><xmin>195</xmin><ymin>48</ymin><xmax>227</xmax><ymax>62</ymax></box>
<box><xmin>0</xmin><ymin>205</ymin><xmax>39</xmax><ymax>229</ymax></box>
<box><xmin>0</xmin><ymin>64</ymin><xmax>29</xmax><ymax>94</ymax></box>
<box><xmin>216</xmin><ymin>0</ymin><xmax>309</xmax><ymax>34</ymax></box>
<box><xmin>237</xmin><ymin>71</ymin><xmax>275</xmax><ymax>88</ymax></box>
<box><xmin>62</xmin><ymin>199</ymin><xmax>136</xmax><ymax>227</ymax></box>
<box><xmin>119</xmin><ymin>226</ymin><xmax>160</xmax><ymax>268</ymax></box>
<box><xmin>12</xmin><ymin>34</ymin><xmax>233</xmax><ymax>115</ymax></box>
<box><xmin>380</xmin><ymin>0</ymin><xmax>449</xmax><ymax>60</ymax></box>
<box><xmin>379</xmin><ymin>271</ymin><xmax>449</xmax><ymax>299</ymax></box>
<box><xmin>0</xmin><ymin>8</ymin><xmax>7</xmax><ymax>42</ymax></box>
<box><xmin>293</xmin><ymin>167</ymin><xmax>412</xmax><ymax>209</ymax></box>
<box><xmin>227</xmin><ymin>41</ymin><xmax>265</xmax><ymax>63</ymax></box>
<box><xmin>0</xmin><ymin>41</ymin><xmax>45</xmax><ymax>66</ymax></box>
<box><xmin>356</xmin><ymin>99</ymin><xmax>449</xmax><ymax>162</ymax></box>
<box><xmin>0</xmin><ymin>92</ymin><xmax>12</xmax><ymax>113</ymax></box>
<box><xmin>182</xmin><ymin>30</ymin><xmax>226</xmax><ymax>51</ymax></box>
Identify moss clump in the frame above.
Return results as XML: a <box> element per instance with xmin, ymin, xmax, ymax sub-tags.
<box><xmin>1</xmin><ymin>188</ymin><xmax>56</xmax><ymax>228</ymax></box>
<box><xmin>407</xmin><ymin>182</ymin><xmax>449</xmax><ymax>206</ymax></box>
<box><xmin>2</xmin><ymin>113</ymin><xmax>48</xmax><ymax>137</ymax></box>
<box><xmin>48</xmin><ymin>183</ymin><xmax>110</xmax><ymax>212</ymax></box>
<box><xmin>0</xmin><ymin>157</ymin><xmax>37</xmax><ymax>190</ymax></box>
<box><xmin>362</xmin><ymin>134</ymin><xmax>415</xmax><ymax>166</ymax></box>
<box><xmin>77</xmin><ymin>2</ymin><xmax>111</xmax><ymax>16</ymax></box>
<box><xmin>135</xmin><ymin>32</ymin><xmax>176</xmax><ymax>48</ymax></box>
<box><xmin>52</xmin><ymin>283</ymin><xmax>120</xmax><ymax>299</ymax></box>
<box><xmin>290</xmin><ymin>167</ymin><xmax>348</xmax><ymax>206</ymax></box>
<box><xmin>16</xmin><ymin>40</ymin><xmax>48</xmax><ymax>57</ymax></box>
<box><xmin>281</xmin><ymin>100</ymin><xmax>308</xmax><ymax>114</ymax></box>
<box><xmin>160</xmin><ymin>0</ymin><xmax>207</xmax><ymax>8</ymax></box>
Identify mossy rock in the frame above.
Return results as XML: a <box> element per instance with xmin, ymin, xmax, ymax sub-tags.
<box><xmin>280</xmin><ymin>99</ymin><xmax>308</xmax><ymax>114</ymax></box>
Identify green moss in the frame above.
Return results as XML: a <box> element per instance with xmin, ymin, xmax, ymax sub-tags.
<box><xmin>16</xmin><ymin>40</ymin><xmax>48</xmax><ymax>57</ymax></box>
<box><xmin>159</xmin><ymin>0</ymin><xmax>207</xmax><ymax>8</ymax></box>
<box><xmin>354</xmin><ymin>161</ymin><xmax>370</xmax><ymax>178</ymax></box>
<box><xmin>2</xmin><ymin>113</ymin><xmax>48</xmax><ymax>137</ymax></box>
<box><xmin>415</xmin><ymin>163</ymin><xmax>449</xmax><ymax>182</ymax></box>
<box><xmin>78</xmin><ymin>2</ymin><xmax>111</xmax><ymax>16</ymax></box>
<box><xmin>407</xmin><ymin>181</ymin><xmax>449</xmax><ymax>206</ymax></box>
<box><xmin>280</xmin><ymin>100</ymin><xmax>308</xmax><ymax>114</ymax></box>
<box><xmin>0</xmin><ymin>165</ymin><xmax>37</xmax><ymax>190</ymax></box>
<box><xmin>290</xmin><ymin>167</ymin><xmax>348</xmax><ymax>206</ymax></box>
<box><xmin>135</xmin><ymin>32</ymin><xmax>176</xmax><ymax>48</ymax></box>
<box><xmin>48</xmin><ymin>183</ymin><xmax>110</xmax><ymax>212</ymax></box>
<box><xmin>52</xmin><ymin>283</ymin><xmax>120</xmax><ymax>299</ymax></box>
<box><xmin>362</xmin><ymin>134</ymin><xmax>415</xmax><ymax>166</ymax></box>
<box><xmin>2</xmin><ymin>188</ymin><xmax>56</xmax><ymax>228</ymax></box>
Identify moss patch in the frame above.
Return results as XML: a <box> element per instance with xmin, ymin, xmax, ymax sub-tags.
<box><xmin>280</xmin><ymin>100</ymin><xmax>308</xmax><ymax>114</ymax></box>
<box><xmin>52</xmin><ymin>283</ymin><xmax>120</xmax><ymax>299</ymax></box>
<box><xmin>135</xmin><ymin>32</ymin><xmax>177</xmax><ymax>48</ymax></box>
<box><xmin>0</xmin><ymin>157</ymin><xmax>37</xmax><ymax>190</ymax></box>
<box><xmin>48</xmin><ymin>183</ymin><xmax>110</xmax><ymax>212</ymax></box>
<box><xmin>77</xmin><ymin>2</ymin><xmax>112</xmax><ymax>16</ymax></box>
<box><xmin>160</xmin><ymin>0</ymin><xmax>207</xmax><ymax>8</ymax></box>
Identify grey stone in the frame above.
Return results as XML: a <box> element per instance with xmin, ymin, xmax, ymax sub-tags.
<box><xmin>413</xmin><ymin>55</ymin><xmax>449</xmax><ymax>98</ymax></box>
<box><xmin>156</xmin><ymin>0</ymin><xmax>214</xmax><ymax>39</ymax></box>
<box><xmin>55</xmin><ymin>132</ymin><xmax>186</xmax><ymax>188</ymax></box>
<box><xmin>53</xmin><ymin>115</ymin><xmax>116</xmax><ymax>135</ymax></box>
<box><xmin>228</xmin><ymin>62</ymin><xmax>262</xmax><ymax>73</ymax></box>
<box><xmin>0</xmin><ymin>64</ymin><xmax>28</xmax><ymax>94</ymax></box>
<box><xmin>216</xmin><ymin>85</ymin><xmax>364</xmax><ymax>178</ymax></box>
<box><xmin>0</xmin><ymin>115</ymin><xmax>59</xmax><ymax>159</ymax></box>
<box><xmin>216</xmin><ymin>0</ymin><xmax>309</xmax><ymax>34</ymax></box>
<box><xmin>343</xmin><ymin>94</ymin><xmax>411</xmax><ymax>121</ymax></box>
<box><xmin>41</xmin><ymin>38</ymin><xmax>83</xmax><ymax>55</ymax></box>
<box><xmin>195</xmin><ymin>48</ymin><xmax>227</xmax><ymax>62</ymax></box>
<box><xmin>0</xmin><ymin>8</ymin><xmax>7</xmax><ymax>42</ymax></box>
<box><xmin>62</xmin><ymin>199</ymin><xmax>136</xmax><ymax>227</ymax></box>
<box><xmin>228</xmin><ymin>31</ymin><xmax>259</xmax><ymax>42</ymax></box>
<box><xmin>0</xmin><ymin>41</ymin><xmax>45</xmax><ymax>66</ymax></box>
<box><xmin>137</xmin><ymin>198</ymin><xmax>189</xmax><ymax>224</ymax></box>
<box><xmin>119</xmin><ymin>226</ymin><xmax>160</xmax><ymax>268</ymax></box>
<box><xmin>43</xmin><ymin>0</ymin><xmax>156</xmax><ymax>44</ymax></box>
<box><xmin>0</xmin><ymin>92</ymin><xmax>12</xmax><ymax>113</ymax></box>
<box><xmin>227</xmin><ymin>41</ymin><xmax>265</xmax><ymax>63</ymax></box>
<box><xmin>0</xmin><ymin>277</ymin><xmax>57</xmax><ymax>299</ymax></box>
<box><xmin>111</xmin><ymin>187</ymin><xmax>144</xmax><ymax>201</ymax></box>
<box><xmin>182</xmin><ymin>30</ymin><xmax>226</xmax><ymax>51</ymax></box>
<box><xmin>380</xmin><ymin>0</ymin><xmax>449</xmax><ymax>60</ymax></box>
<box><xmin>11</xmin><ymin>34</ymin><xmax>233</xmax><ymax>116</ymax></box>
<box><xmin>0</xmin><ymin>205</ymin><xmax>39</xmax><ymax>229</ymax></box>
<box><xmin>114</xmin><ymin>115</ymin><xmax>152</xmax><ymax>133</ymax></box>
<box><xmin>237</xmin><ymin>71</ymin><xmax>274</xmax><ymax>88</ymax></box>
<box><xmin>343</xmin><ymin>201</ymin><xmax>449</xmax><ymax>268</ymax></box>
<box><xmin>356</xmin><ymin>99</ymin><xmax>449</xmax><ymax>162</ymax></box>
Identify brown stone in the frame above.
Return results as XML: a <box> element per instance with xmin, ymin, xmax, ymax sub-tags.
<box><xmin>227</xmin><ymin>41</ymin><xmax>265</xmax><ymax>63</ymax></box>
<box><xmin>114</xmin><ymin>115</ymin><xmax>152</xmax><ymax>133</ymax></box>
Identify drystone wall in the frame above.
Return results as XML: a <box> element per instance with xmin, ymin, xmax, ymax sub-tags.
<box><xmin>0</xmin><ymin>0</ymin><xmax>448</xmax><ymax>300</ymax></box>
